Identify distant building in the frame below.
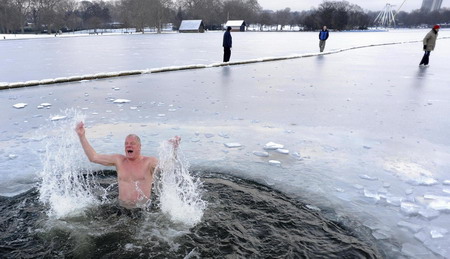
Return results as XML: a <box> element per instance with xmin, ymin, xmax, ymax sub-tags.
<box><xmin>179</xmin><ymin>20</ymin><xmax>205</xmax><ymax>33</ymax></box>
<box><xmin>225</xmin><ymin>20</ymin><xmax>247</xmax><ymax>31</ymax></box>
<box><xmin>421</xmin><ymin>0</ymin><xmax>443</xmax><ymax>12</ymax></box>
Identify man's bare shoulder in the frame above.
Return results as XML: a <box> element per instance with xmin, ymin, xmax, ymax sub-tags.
<box><xmin>142</xmin><ymin>155</ymin><xmax>158</xmax><ymax>164</ymax></box>
<box><xmin>112</xmin><ymin>154</ymin><xmax>127</xmax><ymax>163</ymax></box>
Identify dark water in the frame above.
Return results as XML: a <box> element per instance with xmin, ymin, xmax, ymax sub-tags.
<box><xmin>0</xmin><ymin>171</ymin><xmax>383</xmax><ymax>258</ymax></box>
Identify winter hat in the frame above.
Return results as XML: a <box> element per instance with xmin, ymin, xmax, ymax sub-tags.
<box><xmin>433</xmin><ymin>24</ymin><xmax>440</xmax><ymax>29</ymax></box>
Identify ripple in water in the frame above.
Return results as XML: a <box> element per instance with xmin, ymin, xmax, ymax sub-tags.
<box><xmin>0</xmin><ymin>172</ymin><xmax>383</xmax><ymax>258</ymax></box>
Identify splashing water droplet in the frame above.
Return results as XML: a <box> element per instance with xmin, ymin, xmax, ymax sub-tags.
<box><xmin>38</xmin><ymin>108</ymin><xmax>101</xmax><ymax>218</ymax></box>
<box><xmin>154</xmin><ymin>141</ymin><xmax>207</xmax><ymax>226</ymax></box>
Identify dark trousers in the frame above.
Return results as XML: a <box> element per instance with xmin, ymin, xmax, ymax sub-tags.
<box><xmin>319</xmin><ymin>40</ymin><xmax>326</xmax><ymax>52</ymax></box>
<box><xmin>223</xmin><ymin>47</ymin><xmax>231</xmax><ymax>62</ymax></box>
<box><xmin>419</xmin><ymin>51</ymin><xmax>431</xmax><ymax>65</ymax></box>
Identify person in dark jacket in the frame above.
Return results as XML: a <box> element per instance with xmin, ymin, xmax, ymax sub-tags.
<box><xmin>319</xmin><ymin>26</ymin><xmax>329</xmax><ymax>52</ymax></box>
<box><xmin>223</xmin><ymin>26</ymin><xmax>232</xmax><ymax>62</ymax></box>
<box><xmin>419</xmin><ymin>24</ymin><xmax>440</xmax><ymax>66</ymax></box>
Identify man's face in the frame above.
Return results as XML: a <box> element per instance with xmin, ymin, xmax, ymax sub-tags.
<box><xmin>124</xmin><ymin>136</ymin><xmax>141</xmax><ymax>159</ymax></box>
<box><xmin>323</xmin><ymin>26</ymin><xmax>327</xmax><ymax>30</ymax></box>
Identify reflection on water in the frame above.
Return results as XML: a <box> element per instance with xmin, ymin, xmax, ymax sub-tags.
<box><xmin>0</xmin><ymin>172</ymin><xmax>383</xmax><ymax>258</ymax></box>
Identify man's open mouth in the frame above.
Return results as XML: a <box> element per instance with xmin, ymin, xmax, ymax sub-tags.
<box><xmin>127</xmin><ymin>150</ymin><xmax>133</xmax><ymax>154</ymax></box>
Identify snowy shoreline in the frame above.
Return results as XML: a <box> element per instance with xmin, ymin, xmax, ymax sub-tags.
<box><xmin>4</xmin><ymin>37</ymin><xmax>450</xmax><ymax>90</ymax></box>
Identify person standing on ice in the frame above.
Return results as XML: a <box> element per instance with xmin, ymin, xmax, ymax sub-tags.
<box><xmin>75</xmin><ymin>121</ymin><xmax>180</xmax><ymax>208</ymax></box>
<box><xmin>419</xmin><ymin>24</ymin><xmax>440</xmax><ymax>66</ymax></box>
<box><xmin>223</xmin><ymin>26</ymin><xmax>232</xmax><ymax>62</ymax></box>
<box><xmin>318</xmin><ymin>25</ymin><xmax>329</xmax><ymax>52</ymax></box>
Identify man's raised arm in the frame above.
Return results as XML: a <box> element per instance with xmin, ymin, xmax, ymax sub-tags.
<box><xmin>75</xmin><ymin>122</ymin><xmax>119</xmax><ymax>166</ymax></box>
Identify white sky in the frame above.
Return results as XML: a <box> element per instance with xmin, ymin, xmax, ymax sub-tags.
<box><xmin>257</xmin><ymin>0</ymin><xmax>450</xmax><ymax>12</ymax></box>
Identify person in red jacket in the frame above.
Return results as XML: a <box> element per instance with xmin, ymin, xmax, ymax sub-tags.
<box><xmin>419</xmin><ymin>24</ymin><xmax>440</xmax><ymax>66</ymax></box>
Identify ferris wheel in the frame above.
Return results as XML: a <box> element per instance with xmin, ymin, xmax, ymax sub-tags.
<box><xmin>374</xmin><ymin>0</ymin><xmax>408</xmax><ymax>27</ymax></box>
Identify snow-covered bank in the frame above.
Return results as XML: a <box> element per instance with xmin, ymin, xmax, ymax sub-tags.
<box><xmin>1</xmin><ymin>29</ymin><xmax>449</xmax><ymax>85</ymax></box>
<box><xmin>2</xmin><ymin>37</ymin><xmax>449</xmax><ymax>90</ymax></box>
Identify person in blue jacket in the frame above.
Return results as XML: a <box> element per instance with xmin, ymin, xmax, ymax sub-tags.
<box><xmin>319</xmin><ymin>26</ymin><xmax>329</xmax><ymax>52</ymax></box>
<box><xmin>223</xmin><ymin>26</ymin><xmax>232</xmax><ymax>62</ymax></box>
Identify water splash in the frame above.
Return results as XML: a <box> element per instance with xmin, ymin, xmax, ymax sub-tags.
<box><xmin>38</xmin><ymin>108</ymin><xmax>102</xmax><ymax>218</ymax></box>
<box><xmin>154</xmin><ymin>140</ymin><xmax>207</xmax><ymax>226</ymax></box>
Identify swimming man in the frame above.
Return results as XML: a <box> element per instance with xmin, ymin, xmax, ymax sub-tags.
<box><xmin>75</xmin><ymin>121</ymin><xmax>180</xmax><ymax>208</ymax></box>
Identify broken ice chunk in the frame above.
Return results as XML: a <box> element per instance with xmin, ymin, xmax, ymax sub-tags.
<box><xmin>401</xmin><ymin>243</ymin><xmax>432</xmax><ymax>257</ymax></box>
<box><xmin>418</xmin><ymin>208</ymin><xmax>439</xmax><ymax>219</ymax></box>
<box><xmin>276</xmin><ymin>148</ymin><xmax>289</xmax><ymax>154</ymax></box>
<box><xmin>386</xmin><ymin>196</ymin><xmax>403</xmax><ymax>206</ymax></box>
<box><xmin>306</xmin><ymin>205</ymin><xmax>321</xmax><ymax>211</ymax></box>
<box><xmin>408</xmin><ymin>177</ymin><xmax>438</xmax><ymax>186</ymax></box>
<box><xmin>8</xmin><ymin>154</ymin><xmax>17</xmax><ymax>160</ymax></box>
<box><xmin>401</xmin><ymin>202</ymin><xmax>421</xmax><ymax>215</ymax></box>
<box><xmin>224</xmin><ymin>143</ymin><xmax>242</xmax><ymax>148</ymax></box>
<box><xmin>13</xmin><ymin>103</ymin><xmax>27</xmax><ymax>109</ymax></box>
<box><xmin>428</xmin><ymin>200</ymin><xmax>450</xmax><ymax>211</ymax></box>
<box><xmin>424</xmin><ymin>194</ymin><xmax>450</xmax><ymax>201</ymax></box>
<box><xmin>291</xmin><ymin>152</ymin><xmax>301</xmax><ymax>159</ymax></box>
<box><xmin>218</xmin><ymin>132</ymin><xmax>229</xmax><ymax>138</ymax></box>
<box><xmin>113</xmin><ymin>99</ymin><xmax>130</xmax><ymax>103</ymax></box>
<box><xmin>443</xmin><ymin>180</ymin><xmax>450</xmax><ymax>185</ymax></box>
<box><xmin>360</xmin><ymin>174</ymin><xmax>378</xmax><ymax>181</ymax></box>
<box><xmin>414</xmin><ymin>230</ymin><xmax>428</xmax><ymax>243</ymax></box>
<box><xmin>37</xmin><ymin>103</ymin><xmax>51</xmax><ymax>109</ymax></box>
<box><xmin>397</xmin><ymin>221</ymin><xmax>422</xmax><ymax>233</ymax></box>
<box><xmin>430</xmin><ymin>227</ymin><xmax>448</xmax><ymax>239</ymax></box>
<box><xmin>269</xmin><ymin>160</ymin><xmax>281</xmax><ymax>166</ymax></box>
<box><xmin>264</xmin><ymin>142</ymin><xmax>284</xmax><ymax>150</ymax></box>
<box><xmin>253</xmin><ymin>151</ymin><xmax>269</xmax><ymax>157</ymax></box>
<box><xmin>50</xmin><ymin>115</ymin><xmax>67</xmax><ymax>121</ymax></box>
<box><xmin>363</xmin><ymin>189</ymin><xmax>380</xmax><ymax>200</ymax></box>
<box><xmin>372</xmin><ymin>229</ymin><xmax>390</xmax><ymax>240</ymax></box>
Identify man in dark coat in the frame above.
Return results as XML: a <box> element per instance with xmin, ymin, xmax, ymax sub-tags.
<box><xmin>419</xmin><ymin>24</ymin><xmax>440</xmax><ymax>66</ymax></box>
<box><xmin>319</xmin><ymin>26</ymin><xmax>329</xmax><ymax>52</ymax></box>
<box><xmin>223</xmin><ymin>26</ymin><xmax>232</xmax><ymax>62</ymax></box>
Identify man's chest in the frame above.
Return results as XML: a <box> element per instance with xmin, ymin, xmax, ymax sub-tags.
<box><xmin>118</xmin><ymin>161</ymin><xmax>151</xmax><ymax>182</ymax></box>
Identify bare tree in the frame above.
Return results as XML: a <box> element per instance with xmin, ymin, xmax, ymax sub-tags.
<box><xmin>258</xmin><ymin>10</ymin><xmax>273</xmax><ymax>30</ymax></box>
<box><xmin>222</xmin><ymin>0</ymin><xmax>260</xmax><ymax>23</ymax></box>
<box><xmin>62</xmin><ymin>0</ymin><xmax>81</xmax><ymax>32</ymax></box>
<box><xmin>12</xmin><ymin>0</ymin><xmax>32</xmax><ymax>33</ymax></box>
<box><xmin>178</xmin><ymin>0</ymin><xmax>223</xmax><ymax>29</ymax></box>
<box><xmin>274</xmin><ymin>7</ymin><xmax>290</xmax><ymax>30</ymax></box>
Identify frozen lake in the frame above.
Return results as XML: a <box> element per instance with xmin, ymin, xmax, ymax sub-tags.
<box><xmin>1</xmin><ymin>29</ymin><xmax>450</xmax><ymax>258</ymax></box>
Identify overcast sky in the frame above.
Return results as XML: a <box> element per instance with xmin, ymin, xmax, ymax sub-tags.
<box><xmin>257</xmin><ymin>0</ymin><xmax>450</xmax><ymax>12</ymax></box>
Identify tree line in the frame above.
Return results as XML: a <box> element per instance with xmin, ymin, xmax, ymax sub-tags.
<box><xmin>1</xmin><ymin>0</ymin><xmax>449</xmax><ymax>34</ymax></box>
